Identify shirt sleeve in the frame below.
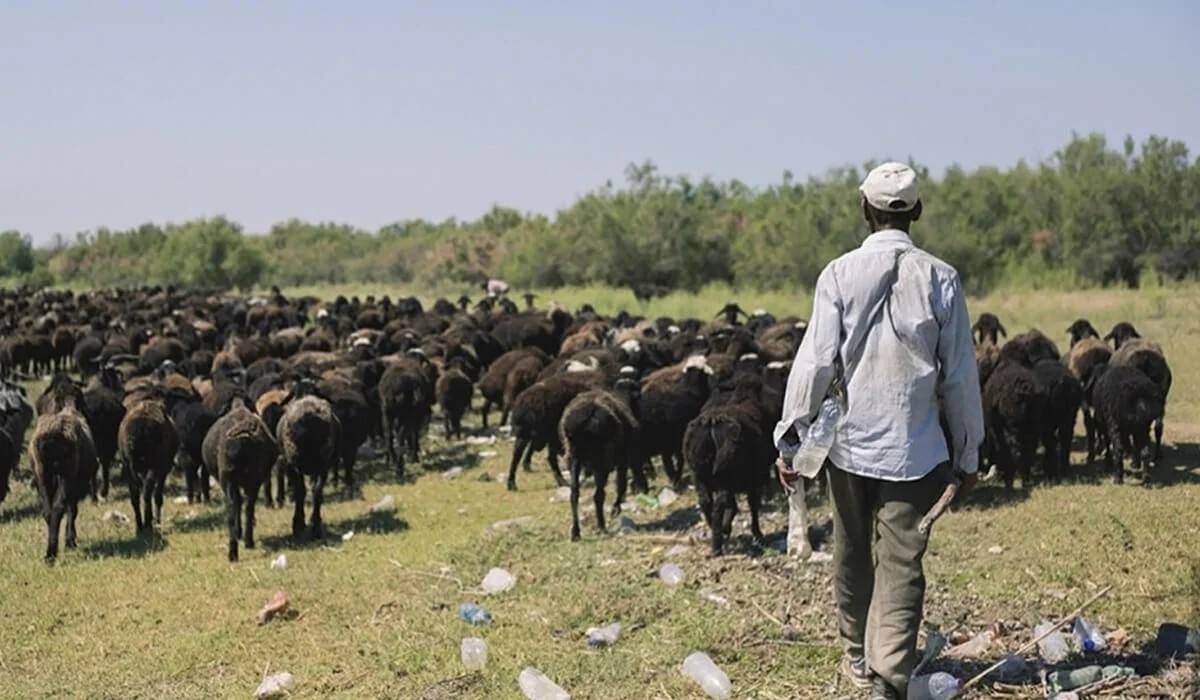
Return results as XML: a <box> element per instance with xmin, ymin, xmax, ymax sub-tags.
<box><xmin>935</xmin><ymin>271</ymin><xmax>985</xmax><ymax>474</ymax></box>
<box><xmin>774</xmin><ymin>264</ymin><xmax>842</xmax><ymax>458</ymax></box>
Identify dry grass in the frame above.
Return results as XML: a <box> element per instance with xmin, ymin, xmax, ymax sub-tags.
<box><xmin>1</xmin><ymin>285</ymin><xmax>1199</xmax><ymax>699</ymax></box>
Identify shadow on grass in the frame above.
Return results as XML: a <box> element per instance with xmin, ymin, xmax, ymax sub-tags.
<box><xmin>0</xmin><ymin>500</ymin><xmax>41</xmax><ymax>524</ymax></box>
<box><xmin>259</xmin><ymin>510</ymin><xmax>410</xmax><ymax>551</ymax></box>
<box><xmin>168</xmin><ymin>509</ymin><xmax>224</xmax><ymax>533</ymax></box>
<box><xmin>639</xmin><ymin>505</ymin><xmax>702</xmax><ymax>532</ymax></box>
<box><xmin>82</xmin><ymin>532</ymin><xmax>168</xmax><ymax>559</ymax></box>
<box><xmin>1152</xmin><ymin>442</ymin><xmax>1200</xmax><ymax>486</ymax></box>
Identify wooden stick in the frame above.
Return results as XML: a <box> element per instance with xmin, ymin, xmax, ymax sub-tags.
<box><xmin>958</xmin><ymin>584</ymin><xmax>1113</xmax><ymax>693</ymax></box>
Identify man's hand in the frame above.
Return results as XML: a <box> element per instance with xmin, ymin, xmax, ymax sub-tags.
<box><xmin>776</xmin><ymin>456</ymin><xmax>800</xmax><ymax>495</ymax></box>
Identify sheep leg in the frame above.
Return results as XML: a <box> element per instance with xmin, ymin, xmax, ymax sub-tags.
<box><xmin>340</xmin><ymin>449</ymin><xmax>357</xmax><ymax>494</ymax></box>
<box><xmin>200</xmin><ymin>458</ymin><xmax>211</xmax><ymax>504</ymax></box>
<box><xmin>42</xmin><ymin>480</ymin><xmax>64</xmax><ymax>561</ymax></box>
<box><xmin>309</xmin><ymin>471</ymin><xmax>326</xmax><ymax>540</ymax></box>
<box><xmin>1110</xmin><ymin>424</ymin><xmax>1126</xmax><ymax>485</ymax></box>
<box><xmin>507</xmin><ymin>438</ymin><xmax>529</xmax><ymax>491</ymax></box>
<box><xmin>594</xmin><ymin>468</ymin><xmax>609</xmax><ymax>534</ymax></box>
<box><xmin>180</xmin><ymin>452</ymin><xmax>197</xmax><ymax>504</ymax></box>
<box><xmin>244</xmin><ymin>483</ymin><xmax>258</xmax><ymax>550</ymax></box>
<box><xmin>710</xmin><ymin>491</ymin><xmax>733</xmax><ymax>556</ymax></box>
<box><xmin>223</xmin><ymin>476</ymin><xmax>240</xmax><ymax>562</ymax></box>
<box><xmin>569</xmin><ymin>455</ymin><xmax>582</xmax><ymax>541</ymax></box>
<box><xmin>500</xmin><ymin>408</ymin><xmax>510</xmax><ymax>429</ymax></box>
<box><xmin>612</xmin><ymin>462</ymin><xmax>627</xmax><ymax>522</ymax></box>
<box><xmin>64</xmin><ymin>495</ymin><xmax>79</xmax><ymax>551</ymax></box>
<box><xmin>142</xmin><ymin>472</ymin><xmax>156</xmax><ymax>532</ymax></box>
<box><xmin>100</xmin><ymin>458</ymin><xmax>111</xmax><ymax>501</ymax></box>
<box><xmin>547</xmin><ymin>444</ymin><xmax>567</xmax><ymax>488</ymax></box>
<box><xmin>661</xmin><ymin>452</ymin><xmax>683</xmax><ymax>491</ymax></box>
<box><xmin>153</xmin><ymin>468</ymin><xmax>166</xmax><ymax>528</ymax></box>
<box><xmin>383</xmin><ymin>407</ymin><xmax>399</xmax><ymax>470</ymax></box>
<box><xmin>479</xmin><ymin>399</ymin><xmax>491</xmax><ymax>430</ymax></box>
<box><xmin>747</xmin><ymin>485</ymin><xmax>766</xmax><ymax>547</ymax></box>
<box><xmin>1058</xmin><ymin>421</ymin><xmax>1073</xmax><ymax>480</ymax></box>
<box><xmin>272</xmin><ymin>458</ymin><xmax>287</xmax><ymax>508</ymax></box>
<box><xmin>291</xmin><ymin>468</ymin><xmax>308</xmax><ymax>539</ymax></box>
<box><xmin>1153</xmin><ymin>416</ymin><xmax>1164</xmax><ymax>462</ymax></box>
<box><xmin>1083</xmin><ymin>408</ymin><xmax>1097</xmax><ymax>463</ymax></box>
<box><xmin>127</xmin><ymin>466</ymin><xmax>145</xmax><ymax>533</ymax></box>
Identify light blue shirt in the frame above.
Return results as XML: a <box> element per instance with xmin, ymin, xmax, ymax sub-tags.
<box><xmin>773</xmin><ymin>229</ymin><xmax>984</xmax><ymax>481</ymax></box>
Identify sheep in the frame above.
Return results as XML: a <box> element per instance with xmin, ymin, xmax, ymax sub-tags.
<box><xmin>981</xmin><ymin>341</ymin><xmax>1049</xmax><ymax>490</ymax></box>
<box><xmin>477</xmin><ymin>347</ymin><xmax>550</xmax><ymax>429</ymax></box>
<box><xmin>202</xmin><ymin>396</ymin><xmax>279</xmax><ymax>562</ymax></box>
<box><xmin>435</xmin><ymin>356</ymin><xmax>474</xmax><ymax>440</ymax></box>
<box><xmin>117</xmin><ymin>389</ymin><xmax>180</xmax><ymax>533</ymax></box>
<box><xmin>1088</xmin><ymin>363</ymin><xmax>1165</xmax><ymax>485</ymax></box>
<box><xmin>1031</xmin><ymin>359</ymin><xmax>1083</xmax><ymax>481</ymax></box>
<box><xmin>636</xmin><ymin>355</ymin><xmax>715</xmax><ymax>489</ymax></box>
<box><xmin>378</xmin><ymin>352</ymin><xmax>436</xmax><ymax>478</ymax></box>
<box><xmin>682</xmin><ymin>372</ymin><xmax>773</xmax><ymax>556</ymax></box>
<box><xmin>0</xmin><ymin>381</ymin><xmax>33</xmax><ymax>505</ymax></box>
<box><xmin>83</xmin><ymin>364</ymin><xmax>127</xmax><ymax>500</ymax></box>
<box><xmin>972</xmin><ymin>312</ymin><xmax>1007</xmax><ymax>346</ymax></box>
<box><xmin>1105</xmin><ymin>322</ymin><xmax>1172</xmax><ymax>461</ymax></box>
<box><xmin>1065</xmin><ymin>319</ymin><xmax>1112</xmax><ymax>462</ymax></box>
<box><xmin>274</xmin><ymin>379</ymin><xmax>342</xmax><ymax>539</ymax></box>
<box><xmin>28</xmin><ymin>381</ymin><xmax>100</xmax><ymax>560</ymax></box>
<box><xmin>163</xmin><ymin>385</ymin><xmax>217</xmax><ymax>505</ymax></box>
<box><xmin>559</xmin><ymin>367</ymin><xmax>643</xmax><ymax>540</ymax></box>
<box><xmin>317</xmin><ymin>372</ymin><xmax>372</xmax><ymax>494</ymax></box>
<box><xmin>506</xmin><ymin>369</ymin><xmax>605</xmax><ymax>491</ymax></box>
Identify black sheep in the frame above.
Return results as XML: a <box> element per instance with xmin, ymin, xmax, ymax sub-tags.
<box><xmin>636</xmin><ymin>355</ymin><xmax>715</xmax><ymax>489</ymax></box>
<box><xmin>202</xmin><ymin>397</ymin><xmax>278</xmax><ymax>562</ymax></box>
<box><xmin>28</xmin><ymin>381</ymin><xmax>100</xmax><ymax>560</ymax></box>
<box><xmin>1032</xmin><ymin>359</ymin><xmax>1083</xmax><ymax>481</ymax></box>
<box><xmin>275</xmin><ymin>379</ymin><xmax>341</xmax><ymax>539</ymax></box>
<box><xmin>506</xmin><ymin>369</ymin><xmax>604</xmax><ymax>491</ymax></box>
<box><xmin>1089</xmin><ymin>364</ymin><xmax>1165</xmax><ymax>485</ymax></box>
<box><xmin>117</xmin><ymin>389</ymin><xmax>179</xmax><ymax>533</ymax></box>
<box><xmin>83</xmin><ymin>365</ymin><xmax>127</xmax><ymax>499</ymax></box>
<box><xmin>435</xmin><ymin>356</ymin><xmax>474</xmax><ymax>440</ymax></box>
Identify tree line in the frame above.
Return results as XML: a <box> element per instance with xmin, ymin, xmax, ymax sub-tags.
<box><xmin>5</xmin><ymin>131</ymin><xmax>1198</xmax><ymax>297</ymax></box>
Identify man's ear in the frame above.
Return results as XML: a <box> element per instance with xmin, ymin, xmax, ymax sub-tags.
<box><xmin>910</xmin><ymin>200</ymin><xmax>923</xmax><ymax>222</ymax></box>
<box><xmin>862</xmin><ymin>198</ymin><xmax>875</xmax><ymax>227</ymax></box>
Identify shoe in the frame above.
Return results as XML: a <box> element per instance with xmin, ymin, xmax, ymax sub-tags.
<box><xmin>840</xmin><ymin>656</ymin><xmax>873</xmax><ymax>690</ymax></box>
<box><xmin>868</xmin><ymin>676</ymin><xmax>900</xmax><ymax>700</ymax></box>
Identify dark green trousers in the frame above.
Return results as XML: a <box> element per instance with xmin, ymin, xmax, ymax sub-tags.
<box><xmin>827</xmin><ymin>461</ymin><xmax>946</xmax><ymax>694</ymax></box>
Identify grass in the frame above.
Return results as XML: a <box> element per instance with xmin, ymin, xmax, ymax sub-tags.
<box><xmin>2</xmin><ymin>285</ymin><xmax>1200</xmax><ymax>699</ymax></box>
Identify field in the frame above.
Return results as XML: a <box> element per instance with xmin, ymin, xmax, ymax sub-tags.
<box><xmin>1</xmin><ymin>284</ymin><xmax>1199</xmax><ymax>699</ymax></box>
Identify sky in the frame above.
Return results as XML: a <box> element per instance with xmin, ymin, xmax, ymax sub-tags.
<box><xmin>2</xmin><ymin>1</ymin><xmax>1198</xmax><ymax>244</ymax></box>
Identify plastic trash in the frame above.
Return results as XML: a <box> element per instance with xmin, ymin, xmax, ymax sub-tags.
<box><xmin>552</xmin><ymin>486</ymin><xmax>571</xmax><ymax>502</ymax></box>
<box><xmin>1155</xmin><ymin>622</ymin><xmax>1200</xmax><ymax>657</ymax></box>
<box><xmin>478</xmin><ymin>450</ymin><xmax>498</xmax><ymax>458</ymax></box>
<box><xmin>270</xmin><ymin>554</ymin><xmax>288</xmax><ymax>570</ymax></box>
<box><xmin>913</xmin><ymin>630</ymin><xmax>948</xmax><ymax>676</ymax></box>
<box><xmin>945</xmin><ymin>628</ymin><xmax>993</xmax><ymax>659</ymax></box>
<box><xmin>369</xmin><ymin>495</ymin><xmax>395</xmax><ymax>512</ymax></box>
<box><xmin>1046</xmin><ymin>665</ymin><xmax>1134</xmax><ymax>693</ymax></box>
<box><xmin>443</xmin><ymin>467</ymin><xmax>464</xmax><ymax>480</ymax></box>
<box><xmin>665</xmin><ymin>544</ymin><xmax>690</xmax><ymax>558</ymax></box>
<box><xmin>1035</xmin><ymin>620</ymin><xmax>1070</xmax><ymax>664</ymax></box>
<box><xmin>786</xmin><ymin>489</ymin><xmax>813</xmax><ymax>559</ymax></box>
<box><xmin>681</xmin><ymin>651</ymin><xmax>731</xmax><ymax>699</ymax></box>
<box><xmin>255</xmin><ymin>591</ymin><xmax>289</xmax><ymax>625</ymax></box>
<box><xmin>480</xmin><ymin>567</ymin><xmax>516</xmax><ymax>594</ymax></box>
<box><xmin>586</xmin><ymin>622</ymin><xmax>622</xmax><ymax>647</ymax></box>
<box><xmin>994</xmin><ymin>653</ymin><xmax>1028</xmax><ymax>681</ymax></box>
<box><xmin>1072</xmin><ymin>615</ymin><xmax>1107</xmax><ymax>652</ymax></box>
<box><xmin>790</xmin><ymin>396</ymin><xmax>841</xmax><ymax>478</ymax></box>
<box><xmin>657</xmin><ymin>487</ymin><xmax>678</xmax><ymax>506</ymax></box>
<box><xmin>907</xmin><ymin>671</ymin><xmax>960</xmax><ymax>700</ymax></box>
<box><xmin>658</xmin><ymin>563</ymin><xmax>684</xmax><ymax>588</ymax></box>
<box><xmin>172</xmin><ymin>495</ymin><xmax>189</xmax><ymax>505</ymax></box>
<box><xmin>461</xmin><ymin>637</ymin><xmax>488</xmax><ymax>670</ymax></box>
<box><xmin>518</xmin><ymin>666</ymin><xmax>570</xmax><ymax>699</ymax></box>
<box><xmin>341</xmin><ymin>530</ymin><xmax>355</xmax><ymax>541</ymax></box>
<box><xmin>459</xmin><ymin>603</ymin><xmax>493</xmax><ymax>626</ymax></box>
<box><xmin>254</xmin><ymin>671</ymin><xmax>295</xmax><ymax>699</ymax></box>
<box><xmin>699</xmin><ymin>589</ymin><xmax>730</xmax><ymax>607</ymax></box>
<box><xmin>634</xmin><ymin>493</ymin><xmax>658</xmax><ymax>508</ymax></box>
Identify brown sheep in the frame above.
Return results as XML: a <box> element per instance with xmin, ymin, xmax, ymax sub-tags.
<box><xmin>202</xmin><ymin>399</ymin><xmax>279</xmax><ymax>562</ymax></box>
<box><xmin>117</xmin><ymin>395</ymin><xmax>180</xmax><ymax>533</ymax></box>
<box><xmin>29</xmin><ymin>386</ymin><xmax>99</xmax><ymax>560</ymax></box>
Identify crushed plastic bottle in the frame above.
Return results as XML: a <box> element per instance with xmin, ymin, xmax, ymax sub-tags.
<box><xmin>480</xmin><ymin>567</ymin><xmax>516</xmax><ymax>594</ymax></box>
<box><xmin>786</xmin><ymin>489</ymin><xmax>812</xmax><ymax>559</ymax></box>
<box><xmin>657</xmin><ymin>487</ymin><xmax>678</xmax><ymax>506</ymax></box>
<box><xmin>658</xmin><ymin>563</ymin><xmax>684</xmax><ymax>588</ymax></box>
<box><xmin>552</xmin><ymin>486</ymin><xmax>571</xmax><ymax>502</ymax></box>
<box><xmin>1072</xmin><ymin>616</ymin><xmax>1107</xmax><ymax>652</ymax></box>
<box><xmin>270</xmin><ymin>554</ymin><xmax>288</xmax><ymax>570</ymax></box>
<box><xmin>635</xmin><ymin>493</ymin><xmax>658</xmax><ymax>508</ymax></box>
<box><xmin>461</xmin><ymin>637</ymin><xmax>488</xmax><ymax>670</ymax></box>
<box><xmin>945</xmin><ymin>628</ymin><xmax>993</xmax><ymax>659</ymax></box>
<box><xmin>699</xmin><ymin>589</ymin><xmax>730</xmax><ymax>607</ymax></box>
<box><xmin>790</xmin><ymin>396</ymin><xmax>841</xmax><ymax>478</ymax></box>
<box><xmin>369</xmin><ymin>494</ymin><xmax>395</xmax><ymax>512</ymax></box>
<box><xmin>665</xmin><ymin>544</ymin><xmax>691</xmax><ymax>558</ymax></box>
<box><xmin>443</xmin><ymin>467</ymin><xmax>464</xmax><ymax>480</ymax></box>
<box><xmin>994</xmin><ymin>653</ymin><xmax>1029</xmax><ymax>681</ymax></box>
<box><xmin>1035</xmin><ymin>620</ymin><xmax>1070</xmax><ymax>664</ymax></box>
<box><xmin>907</xmin><ymin>671</ymin><xmax>960</xmax><ymax>700</ymax></box>
<box><xmin>254</xmin><ymin>671</ymin><xmax>295</xmax><ymax>699</ymax></box>
<box><xmin>459</xmin><ymin>603</ymin><xmax>493</xmax><ymax>626</ymax></box>
<box><xmin>681</xmin><ymin>651</ymin><xmax>732</xmax><ymax>698</ymax></box>
<box><xmin>1046</xmin><ymin>665</ymin><xmax>1134</xmax><ymax>693</ymax></box>
<box><xmin>586</xmin><ymin>622</ymin><xmax>622</xmax><ymax>647</ymax></box>
<box><xmin>518</xmin><ymin>666</ymin><xmax>570</xmax><ymax>699</ymax></box>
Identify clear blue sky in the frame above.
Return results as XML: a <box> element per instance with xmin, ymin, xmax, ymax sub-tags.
<box><xmin>3</xmin><ymin>1</ymin><xmax>1197</xmax><ymax>244</ymax></box>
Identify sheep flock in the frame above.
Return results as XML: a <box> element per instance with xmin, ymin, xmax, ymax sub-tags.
<box><xmin>0</xmin><ymin>285</ymin><xmax>1172</xmax><ymax>562</ymax></box>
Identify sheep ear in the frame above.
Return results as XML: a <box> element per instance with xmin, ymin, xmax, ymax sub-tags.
<box><xmin>1103</xmin><ymin>330</ymin><xmax>1115</xmax><ymax>341</ymax></box>
<box><xmin>997</xmin><ymin>323</ymin><xmax>1007</xmax><ymax>338</ymax></box>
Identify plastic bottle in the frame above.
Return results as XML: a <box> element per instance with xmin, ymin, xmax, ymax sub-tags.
<box><xmin>1072</xmin><ymin>616</ymin><xmax>1106</xmax><ymax>652</ymax></box>
<box><xmin>480</xmin><ymin>567</ymin><xmax>516</xmax><ymax>594</ymax></box>
<box><xmin>681</xmin><ymin>652</ymin><xmax>732</xmax><ymax>698</ymax></box>
<box><xmin>658</xmin><ymin>563</ymin><xmax>684</xmax><ymax>588</ymax></box>
<box><xmin>370</xmin><ymin>494</ymin><xmax>395</xmax><ymax>512</ymax></box>
<box><xmin>270</xmin><ymin>554</ymin><xmax>288</xmax><ymax>570</ymax></box>
<box><xmin>461</xmin><ymin>637</ymin><xmax>488</xmax><ymax>670</ymax></box>
<box><xmin>945</xmin><ymin>628</ymin><xmax>993</xmax><ymax>659</ymax></box>
<box><xmin>586</xmin><ymin>622</ymin><xmax>622</xmax><ymax>647</ymax></box>
<box><xmin>518</xmin><ymin>667</ymin><xmax>570</xmax><ymax>699</ymax></box>
<box><xmin>1035</xmin><ymin>620</ymin><xmax>1070</xmax><ymax>664</ymax></box>
<box><xmin>786</xmin><ymin>489</ymin><xmax>812</xmax><ymax>559</ymax></box>
<box><xmin>657</xmin><ymin>487</ymin><xmax>679</xmax><ymax>506</ymax></box>
<box><xmin>906</xmin><ymin>671</ymin><xmax>960</xmax><ymax>700</ymax></box>
<box><xmin>254</xmin><ymin>672</ymin><xmax>295</xmax><ymax>699</ymax></box>
<box><xmin>790</xmin><ymin>397</ymin><xmax>841</xmax><ymax>477</ymax></box>
<box><xmin>459</xmin><ymin>603</ymin><xmax>493</xmax><ymax>625</ymax></box>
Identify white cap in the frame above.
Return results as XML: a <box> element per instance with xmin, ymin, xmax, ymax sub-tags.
<box><xmin>859</xmin><ymin>162</ymin><xmax>920</xmax><ymax>212</ymax></box>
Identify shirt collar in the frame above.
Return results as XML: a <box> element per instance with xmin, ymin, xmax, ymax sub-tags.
<box><xmin>861</xmin><ymin>229</ymin><xmax>914</xmax><ymax>248</ymax></box>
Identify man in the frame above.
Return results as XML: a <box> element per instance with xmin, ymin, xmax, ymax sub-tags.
<box><xmin>774</xmin><ymin>162</ymin><xmax>985</xmax><ymax>699</ymax></box>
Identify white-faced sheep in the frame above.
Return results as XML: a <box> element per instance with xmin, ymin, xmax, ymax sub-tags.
<box><xmin>559</xmin><ymin>367</ymin><xmax>643</xmax><ymax>540</ymax></box>
<box><xmin>29</xmin><ymin>377</ymin><xmax>100</xmax><ymax>560</ymax></box>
